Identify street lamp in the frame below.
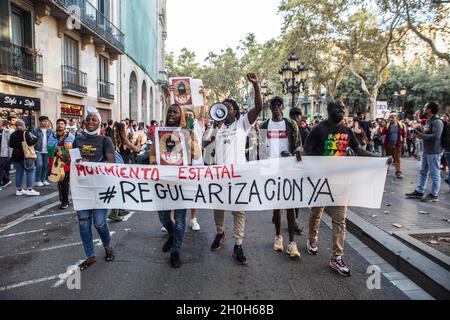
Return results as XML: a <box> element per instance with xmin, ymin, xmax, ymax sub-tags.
<box><xmin>261</xmin><ymin>82</ymin><xmax>274</xmax><ymax>121</ymax></box>
<box><xmin>279</xmin><ymin>53</ymin><xmax>310</xmax><ymax>110</ymax></box>
<box><xmin>399</xmin><ymin>86</ymin><xmax>407</xmax><ymax>119</ymax></box>
<box><xmin>392</xmin><ymin>91</ymin><xmax>400</xmax><ymax>113</ymax></box>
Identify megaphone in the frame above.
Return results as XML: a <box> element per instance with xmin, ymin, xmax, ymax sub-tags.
<box><xmin>209</xmin><ymin>103</ymin><xmax>228</xmax><ymax>122</ymax></box>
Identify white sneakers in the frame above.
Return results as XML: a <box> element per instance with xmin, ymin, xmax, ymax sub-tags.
<box><xmin>190</xmin><ymin>218</ymin><xmax>201</xmax><ymax>231</ymax></box>
<box><xmin>161</xmin><ymin>226</ymin><xmax>168</xmax><ymax>233</ymax></box>
<box><xmin>286</xmin><ymin>242</ymin><xmax>301</xmax><ymax>258</ymax></box>
<box><xmin>16</xmin><ymin>189</ymin><xmax>40</xmax><ymax>196</ymax></box>
<box><xmin>274</xmin><ymin>235</ymin><xmax>284</xmax><ymax>252</ymax></box>
<box><xmin>35</xmin><ymin>181</ymin><xmax>50</xmax><ymax>187</ymax></box>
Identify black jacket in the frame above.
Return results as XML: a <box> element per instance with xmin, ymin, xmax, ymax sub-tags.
<box><xmin>9</xmin><ymin>130</ymin><xmax>38</xmax><ymax>162</ymax></box>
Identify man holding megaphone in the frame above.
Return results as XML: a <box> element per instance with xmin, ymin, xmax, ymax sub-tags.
<box><xmin>208</xmin><ymin>73</ymin><xmax>262</xmax><ymax>265</ymax></box>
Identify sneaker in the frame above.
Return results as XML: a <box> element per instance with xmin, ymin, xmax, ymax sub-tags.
<box><xmin>35</xmin><ymin>182</ymin><xmax>44</xmax><ymax>187</ymax></box>
<box><xmin>105</xmin><ymin>246</ymin><xmax>115</xmax><ymax>262</ymax></box>
<box><xmin>405</xmin><ymin>190</ymin><xmax>424</xmax><ymax>199</ymax></box>
<box><xmin>108</xmin><ymin>210</ymin><xmax>123</xmax><ymax>222</ymax></box>
<box><xmin>26</xmin><ymin>189</ymin><xmax>40</xmax><ymax>196</ymax></box>
<box><xmin>210</xmin><ymin>232</ymin><xmax>226</xmax><ymax>251</ymax></box>
<box><xmin>59</xmin><ymin>203</ymin><xmax>69</xmax><ymax>210</ymax></box>
<box><xmin>273</xmin><ymin>235</ymin><xmax>284</xmax><ymax>252</ymax></box>
<box><xmin>118</xmin><ymin>209</ymin><xmax>130</xmax><ymax>217</ymax></box>
<box><xmin>16</xmin><ymin>189</ymin><xmax>24</xmax><ymax>196</ymax></box>
<box><xmin>161</xmin><ymin>226</ymin><xmax>168</xmax><ymax>233</ymax></box>
<box><xmin>190</xmin><ymin>218</ymin><xmax>201</xmax><ymax>231</ymax></box>
<box><xmin>421</xmin><ymin>194</ymin><xmax>439</xmax><ymax>203</ymax></box>
<box><xmin>232</xmin><ymin>245</ymin><xmax>247</xmax><ymax>265</ymax></box>
<box><xmin>1</xmin><ymin>180</ymin><xmax>11</xmax><ymax>188</ymax></box>
<box><xmin>162</xmin><ymin>237</ymin><xmax>173</xmax><ymax>253</ymax></box>
<box><xmin>395</xmin><ymin>171</ymin><xmax>403</xmax><ymax>179</ymax></box>
<box><xmin>170</xmin><ymin>252</ymin><xmax>182</xmax><ymax>268</ymax></box>
<box><xmin>307</xmin><ymin>240</ymin><xmax>319</xmax><ymax>255</ymax></box>
<box><xmin>43</xmin><ymin>181</ymin><xmax>51</xmax><ymax>186</ymax></box>
<box><xmin>286</xmin><ymin>241</ymin><xmax>301</xmax><ymax>258</ymax></box>
<box><xmin>329</xmin><ymin>256</ymin><xmax>351</xmax><ymax>277</ymax></box>
<box><xmin>78</xmin><ymin>256</ymin><xmax>97</xmax><ymax>272</ymax></box>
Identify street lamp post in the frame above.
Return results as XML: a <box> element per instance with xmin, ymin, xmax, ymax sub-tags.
<box><xmin>261</xmin><ymin>82</ymin><xmax>273</xmax><ymax>121</ymax></box>
<box><xmin>400</xmin><ymin>86</ymin><xmax>407</xmax><ymax>119</ymax></box>
<box><xmin>279</xmin><ymin>53</ymin><xmax>310</xmax><ymax>110</ymax></box>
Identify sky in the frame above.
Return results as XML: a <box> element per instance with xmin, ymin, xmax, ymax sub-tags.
<box><xmin>166</xmin><ymin>0</ymin><xmax>284</xmax><ymax>63</ymax></box>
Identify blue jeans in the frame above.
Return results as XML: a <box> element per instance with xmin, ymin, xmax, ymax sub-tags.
<box><xmin>158</xmin><ymin>209</ymin><xmax>186</xmax><ymax>254</ymax></box>
<box><xmin>14</xmin><ymin>161</ymin><xmax>35</xmax><ymax>189</ymax></box>
<box><xmin>416</xmin><ymin>153</ymin><xmax>441</xmax><ymax>197</ymax></box>
<box><xmin>35</xmin><ymin>152</ymin><xmax>49</xmax><ymax>183</ymax></box>
<box><xmin>445</xmin><ymin>152</ymin><xmax>450</xmax><ymax>186</ymax></box>
<box><xmin>77</xmin><ymin>209</ymin><xmax>111</xmax><ymax>258</ymax></box>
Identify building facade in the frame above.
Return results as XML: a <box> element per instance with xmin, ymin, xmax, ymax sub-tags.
<box><xmin>0</xmin><ymin>0</ymin><xmax>167</xmax><ymax>127</ymax></box>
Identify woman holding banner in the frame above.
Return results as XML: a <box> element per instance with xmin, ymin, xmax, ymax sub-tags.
<box><xmin>71</xmin><ymin>107</ymin><xmax>116</xmax><ymax>271</ymax></box>
<box><xmin>149</xmin><ymin>104</ymin><xmax>201</xmax><ymax>268</ymax></box>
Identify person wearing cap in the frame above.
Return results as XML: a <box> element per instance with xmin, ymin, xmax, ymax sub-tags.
<box><xmin>33</xmin><ymin>116</ymin><xmax>53</xmax><ymax>187</ymax></box>
<box><xmin>9</xmin><ymin>120</ymin><xmax>40</xmax><ymax>196</ymax></box>
<box><xmin>259</xmin><ymin>96</ymin><xmax>302</xmax><ymax>258</ymax></box>
<box><xmin>208</xmin><ymin>73</ymin><xmax>262</xmax><ymax>266</ymax></box>
<box><xmin>70</xmin><ymin>107</ymin><xmax>116</xmax><ymax>271</ymax></box>
<box><xmin>48</xmin><ymin>119</ymin><xmax>74</xmax><ymax>210</ymax></box>
<box><xmin>289</xmin><ymin>107</ymin><xmax>310</xmax><ymax>146</ymax></box>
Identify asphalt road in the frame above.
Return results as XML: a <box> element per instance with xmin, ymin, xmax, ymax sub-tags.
<box><xmin>0</xmin><ymin>204</ymin><xmax>409</xmax><ymax>300</ymax></box>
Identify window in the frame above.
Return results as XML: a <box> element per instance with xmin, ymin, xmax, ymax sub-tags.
<box><xmin>99</xmin><ymin>55</ymin><xmax>108</xmax><ymax>82</ymax></box>
<box><xmin>98</xmin><ymin>0</ymin><xmax>110</xmax><ymax>19</ymax></box>
<box><xmin>11</xmin><ymin>10</ymin><xmax>24</xmax><ymax>46</ymax></box>
<box><xmin>64</xmin><ymin>36</ymin><xmax>79</xmax><ymax>69</ymax></box>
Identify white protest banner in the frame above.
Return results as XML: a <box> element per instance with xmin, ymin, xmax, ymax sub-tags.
<box><xmin>70</xmin><ymin>157</ymin><xmax>388</xmax><ymax>212</ymax></box>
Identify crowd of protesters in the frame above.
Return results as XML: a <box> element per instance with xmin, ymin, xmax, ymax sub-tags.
<box><xmin>0</xmin><ymin>76</ymin><xmax>448</xmax><ymax>275</ymax></box>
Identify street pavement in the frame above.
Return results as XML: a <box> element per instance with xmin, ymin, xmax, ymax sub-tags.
<box><xmin>0</xmin><ymin>203</ymin><xmax>413</xmax><ymax>300</ymax></box>
<box><xmin>350</xmin><ymin>157</ymin><xmax>450</xmax><ymax>233</ymax></box>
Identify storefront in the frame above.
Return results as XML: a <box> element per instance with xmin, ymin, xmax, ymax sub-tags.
<box><xmin>0</xmin><ymin>93</ymin><xmax>40</xmax><ymax>129</ymax></box>
<box><xmin>60</xmin><ymin>102</ymin><xmax>84</xmax><ymax>121</ymax></box>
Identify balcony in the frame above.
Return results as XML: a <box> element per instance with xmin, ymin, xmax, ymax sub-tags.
<box><xmin>98</xmin><ymin>79</ymin><xmax>114</xmax><ymax>103</ymax></box>
<box><xmin>32</xmin><ymin>0</ymin><xmax>125</xmax><ymax>54</ymax></box>
<box><xmin>62</xmin><ymin>65</ymin><xmax>87</xmax><ymax>96</ymax></box>
<box><xmin>0</xmin><ymin>41</ymin><xmax>43</xmax><ymax>87</ymax></box>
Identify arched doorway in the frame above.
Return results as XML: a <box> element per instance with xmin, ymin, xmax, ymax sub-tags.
<box><xmin>129</xmin><ymin>72</ymin><xmax>138</xmax><ymax>121</ymax></box>
<box><xmin>141</xmin><ymin>81</ymin><xmax>147</xmax><ymax>123</ymax></box>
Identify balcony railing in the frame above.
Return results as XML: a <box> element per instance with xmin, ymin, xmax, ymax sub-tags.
<box><xmin>50</xmin><ymin>0</ymin><xmax>125</xmax><ymax>51</ymax></box>
<box><xmin>98</xmin><ymin>79</ymin><xmax>114</xmax><ymax>100</ymax></box>
<box><xmin>0</xmin><ymin>41</ymin><xmax>43</xmax><ymax>83</ymax></box>
<box><xmin>62</xmin><ymin>65</ymin><xmax>87</xmax><ymax>94</ymax></box>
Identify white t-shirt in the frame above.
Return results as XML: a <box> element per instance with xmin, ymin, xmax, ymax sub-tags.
<box><xmin>215</xmin><ymin>115</ymin><xmax>252</xmax><ymax>164</ymax></box>
<box><xmin>267</xmin><ymin>120</ymin><xmax>289</xmax><ymax>159</ymax></box>
<box><xmin>41</xmin><ymin>128</ymin><xmax>48</xmax><ymax>154</ymax></box>
<box><xmin>192</xmin><ymin>120</ymin><xmax>204</xmax><ymax>166</ymax></box>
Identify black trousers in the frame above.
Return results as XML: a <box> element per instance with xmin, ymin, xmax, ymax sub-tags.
<box><xmin>58</xmin><ymin>171</ymin><xmax>70</xmax><ymax>205</ymax></box>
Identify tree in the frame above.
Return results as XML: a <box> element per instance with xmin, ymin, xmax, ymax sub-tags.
<box><xmin>165</xmin><ymin>48</ymin><xmax>201</xmax><ymax>78</ymax></box>
<box><xmin>279</xmin><ymin>1</ymin><xmax>409</xmax><ymax>118</ymax></box>
<box><xmin>378</xmin><ymin>0</ymin><xmax>450</xmax><ymax>65</ymax></box>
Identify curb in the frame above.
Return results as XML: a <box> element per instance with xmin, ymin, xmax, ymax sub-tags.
<box><xmin>345</xmin><ymin>209</ymin><xmax>450</xmax><ymax>300</ymax></box>
<box><xmin>0</xmin><ymin>192</ymin><xmax>60</xmax><ymax>225</ymax></box>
